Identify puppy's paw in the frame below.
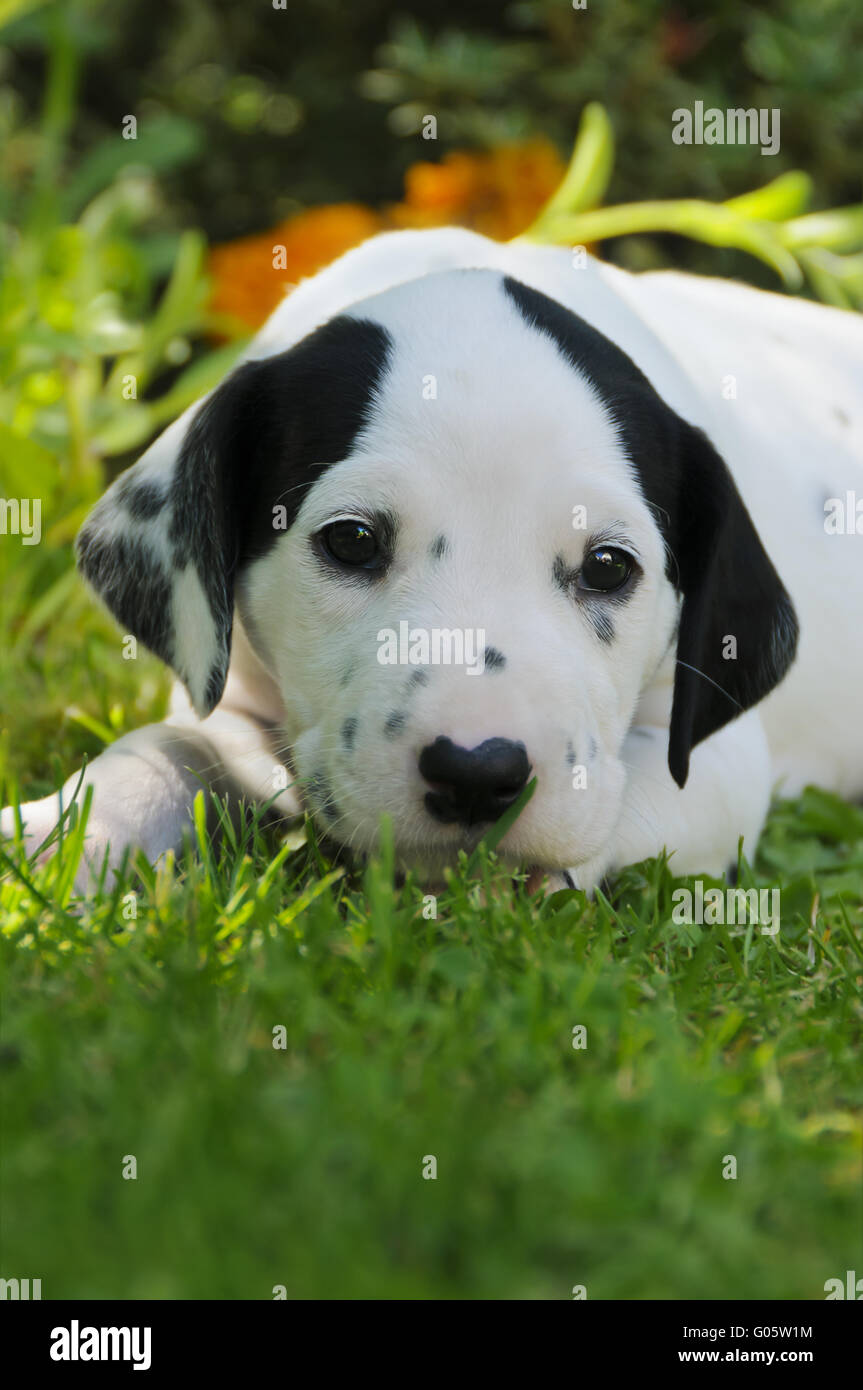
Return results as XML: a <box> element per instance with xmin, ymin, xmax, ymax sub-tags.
<box><xmin>0</xmin><ymin>795</ymin><xmax>106</xmax><ymax>894</ymax></box>
<box><xmin>0</xmin><ymin>796</ymin><xmax>63</xmax><ymax>856</ymax></box>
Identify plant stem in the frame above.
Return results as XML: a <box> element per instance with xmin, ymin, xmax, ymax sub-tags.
<box><xmin>28</xmin><ymin>1</ymin><xmax>80</xmax><ymax>238</ymax></box>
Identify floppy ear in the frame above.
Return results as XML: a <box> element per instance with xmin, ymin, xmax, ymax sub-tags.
<box><xmin>497</xmin><ymin>272</ymin><xmax>797</xmax><ymax>787</ymax></box>
<box><xmin>75</xmin><ymin>361</ymin><xmax>268</xmax><ymax>717</ymax></box>
<box><xmin>667</xmin><ymin>422</ymin><xmax>798</xmax><ymax>787</ymax></box>
<box><xmin>76</xmin><ymin>314</ymin><xmax>392</xmax><ymax>716</ymax></box>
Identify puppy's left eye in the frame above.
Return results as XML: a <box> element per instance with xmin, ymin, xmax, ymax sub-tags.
<box><xmin>319</xmin><ymin>519</ymin><xmax>385</xmax><ymax>570</ymax></box>
<box><xmin>578</xmin><ymin>546</ymin><xmax>634</xmax><ymax>593</ymax></box>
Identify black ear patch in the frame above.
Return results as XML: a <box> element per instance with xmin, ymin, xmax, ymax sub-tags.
<box><xmin>77</xmin><ymin>314</ymin><xmax>392</xmax><ymax>715</ymax></box>
<box><xmin>503</xmin><ymin>275</ymin><xmax>798</xmax><ymax>786</ymax></box>
<box><xmin>666</xmin><ymin>422</ymin><xmax>798</xmax><ymax>786</ymax></box>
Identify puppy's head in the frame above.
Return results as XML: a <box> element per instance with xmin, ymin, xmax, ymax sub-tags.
<box><xmin>77</xmin><ymin>268</ymin><xmax>797</xmax><ymax>878</ymax></box>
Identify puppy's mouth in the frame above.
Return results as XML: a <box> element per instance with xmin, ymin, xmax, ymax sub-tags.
<box><xmin>296</xmin><ymin>763</ymin><xmax>577</xmax><ymax>888</ymax></box>
<box><xmin>307</xmin><ymin>814</ymin><xmax>569</xmax><ymax>893</ymax></box>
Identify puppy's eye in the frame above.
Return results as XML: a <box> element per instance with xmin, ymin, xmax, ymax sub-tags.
<box><xmin>578</xmin><ymin>546</ymin><xmax>633</xmax><ymax>593</ymax></box>
<box><xmin>319</xmin><ymin>519</ymin><xmax>384</xmax><ymax>570</ymax></box>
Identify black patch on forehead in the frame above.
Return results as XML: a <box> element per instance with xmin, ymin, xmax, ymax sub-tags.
<box><xmin>408</xmin><ymin>668</ymin><xmax>429</xmax><ymax>689</ymax></box>
<box><xmin>159</xmin><ymin>316</ymin><xmax>391</xmax><ymax>707</ymax></box>
<box><xmin>172</xmin><ymin>315</ymin><xmax>393</xmax><ymax>581</ymax></box>
<box><xmin>503</xmin><ymin>277</ymin><xmax>683</xmax><ymax>577</ymax></box>
<box><xmin>430</xmin><ymin>534</ymin><xmax>449</xmax><ymax>560</ymax></box>
<box><xmin>483</xmin><ymin>646</ymin><xmax>506</xmax><ymax>671</ymax></box>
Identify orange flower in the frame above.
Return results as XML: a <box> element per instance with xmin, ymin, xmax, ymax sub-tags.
<box><xmin>391</xmin><ymin>141</ymin><xmax>565</xmax><ymax>241</ymax></box>
<box><xmin>208</xmin><ymin>142</ymin><xmax>565</xmax><ymax>331</ymax></box>
<box><xmin>208</xmin><ymin>204</ymin><xmax>383</xmax><ymax>330</ymax></box>
<box><xmin>399</xmin><ymin>151</ymin><xmax>484</xmax><ymax>215</ymax></box>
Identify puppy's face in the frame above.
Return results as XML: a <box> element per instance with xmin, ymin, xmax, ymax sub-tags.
<box><xmin>78</xmin><ymin>269</ymin><xmax>797</xmax><ymax>879</ymax></box>
<box><xmin>241</xmin><ymin>275</ymin><xmax>675</xmax><ymax>876</ymax></box>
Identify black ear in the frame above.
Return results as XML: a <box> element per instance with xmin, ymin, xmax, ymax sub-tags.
<box><xmin>499</xmin><ymin>273</ymin><xmax>798</xmax><ymax>788</ymax></box>
<box><xmin>76</xmin><ymin>315</ymin><xmax>392</xmax><ymax>715</ymax></box>
<box><xmin>667</xmin><ymin>422</ymin><xmax>798</xmax><ymax>787</ymax></box>
<box><xmin>75</xmin><ymin>360</ymin><xmax>270</xmax><ymax>716</ymax></box>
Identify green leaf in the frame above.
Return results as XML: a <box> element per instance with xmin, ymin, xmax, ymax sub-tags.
<box><xmin>724</xmin><ymin>172</ymin><xmax>812</xmax><ymax>221</ymax></box>
<box><xmin>0</xmin><ymin>0</ymin><xmax>48</xmax><ymax>32</ymax></box>
<box><xmin>0</xmin><ymin>420</ymin><xmax>59</xmax><ymax>498</ymax></box>
<box><xmin>59</xmin><ymin>115</ymin><xmax>204</xmax><ymax>219</ymax></box>
<box><xmin>782</xmin><ymin>206</ymin><xmax>863</xmax><ymax>252</ymax></box>
<box><xmin>431</xmin><ymin>945</ymin><xmax>477</xmax><ymax>987</ymax></box>
<box><xmin>533</xmin><ymin>102</ymin><xmax>614</xmax><ymax>223</ymax></box>
<box><xmin>466</xmin><ymin>776</ymin><xmax>536</xmax><ymax>869</ymax></box>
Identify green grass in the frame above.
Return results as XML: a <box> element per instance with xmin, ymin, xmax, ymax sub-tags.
<box><xmin>1</xmin><ymin>366</ymin><xmax>861</xmax><ymax>1304</ymax></box>
<box><xmin>1</xmin><ymin>708</ymin><xmax>861</xmax><ymax>1297</ymax></box>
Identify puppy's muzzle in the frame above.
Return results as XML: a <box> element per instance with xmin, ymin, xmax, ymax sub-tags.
<box><xmin>419</xmin><ymin>736</ymin><xmax>530</xmax><ymax>827</ymax></box>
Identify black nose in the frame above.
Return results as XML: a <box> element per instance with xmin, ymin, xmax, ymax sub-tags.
<box><xmin>419</xmin><ymin>736</ymin><xmax>530</xmax><ymax>826</ymax></box>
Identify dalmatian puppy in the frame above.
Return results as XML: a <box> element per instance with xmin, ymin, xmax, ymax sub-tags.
<box><xmin>3</xmin><ymin>227</ymin><xmax>862</xmax><ymax>894</ymax></box>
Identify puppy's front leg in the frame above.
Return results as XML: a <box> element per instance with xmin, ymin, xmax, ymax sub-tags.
<box><xmin>561</xmin><ymin>707</ymin><xmax>772</xmax><ymax>895</ymax></box>
<box><xmin>0</xmin><ymin>706</ymin><xmax>300</xmax><ymax>892</ymax></box>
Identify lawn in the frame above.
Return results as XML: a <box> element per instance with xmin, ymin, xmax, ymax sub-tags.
<box><xmin>1</xmin><ymin>568</ymin><xmax>861</xmax><ymax>1296</ymax></box>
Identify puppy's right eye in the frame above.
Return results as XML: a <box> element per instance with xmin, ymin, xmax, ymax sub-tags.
<box><xmin>319</xmin><ymin>519</ymin><xmax>384</xmax><ymax>570</ymax></box>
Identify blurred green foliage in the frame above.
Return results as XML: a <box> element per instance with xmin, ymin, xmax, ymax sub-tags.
<box><xmin>0</xmin><ymin>1</ymin><xmax>247</xmax><ymax>501</ymax></box>
<box><xmin>3</xmin><ymin>0</ymin><xmax>861</xmax><ymax>248</ymax></box>
<box><xmin>526</xmin><ymin>104</ymin><xmax>863</xmax><ymax>309</ymax></box>
<box><xmin>0</xmin><ymin>0</ymin><xmax>246</xmax><ymax>787</ymax></box>
<box><xmin>1</xmin><ymin>0</ymin><xmax>859</xmax><ymax>475</ymax></box>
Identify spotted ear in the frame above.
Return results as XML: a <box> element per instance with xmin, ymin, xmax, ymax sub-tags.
<box><xmin>76</xmin><ymin>314</ymin><xmax>392</xmax><ymax>715</ymax></box>
<box><xmin>668</xmin><ymin>422</ymin><xmax>799</xmax><ymax>787</ymax></box>
<box><xmin>76</xmin><ymin>363</ymin><xmax>264</xmax><ymax>717</ymax></box>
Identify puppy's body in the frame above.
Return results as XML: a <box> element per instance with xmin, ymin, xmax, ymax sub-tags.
<box><xmin>4</xmin><ymin>229</ymin><xmax>862</xmax><ymax>891</ymax></box>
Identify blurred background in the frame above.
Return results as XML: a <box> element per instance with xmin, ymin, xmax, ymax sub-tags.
<box><xmin>3</xmin><ymin>0</ymin><xmax>862</xmax><ymax>291</ymax></box>
<box><xmin>1</xmin><ymin>0</ymin><xmax>861</xmax><ymax>789</ymax></box>
<box><xmin>5</xmin><ymin>0</ymin><xmax>863</xmax><ymax>232</ymax></box>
